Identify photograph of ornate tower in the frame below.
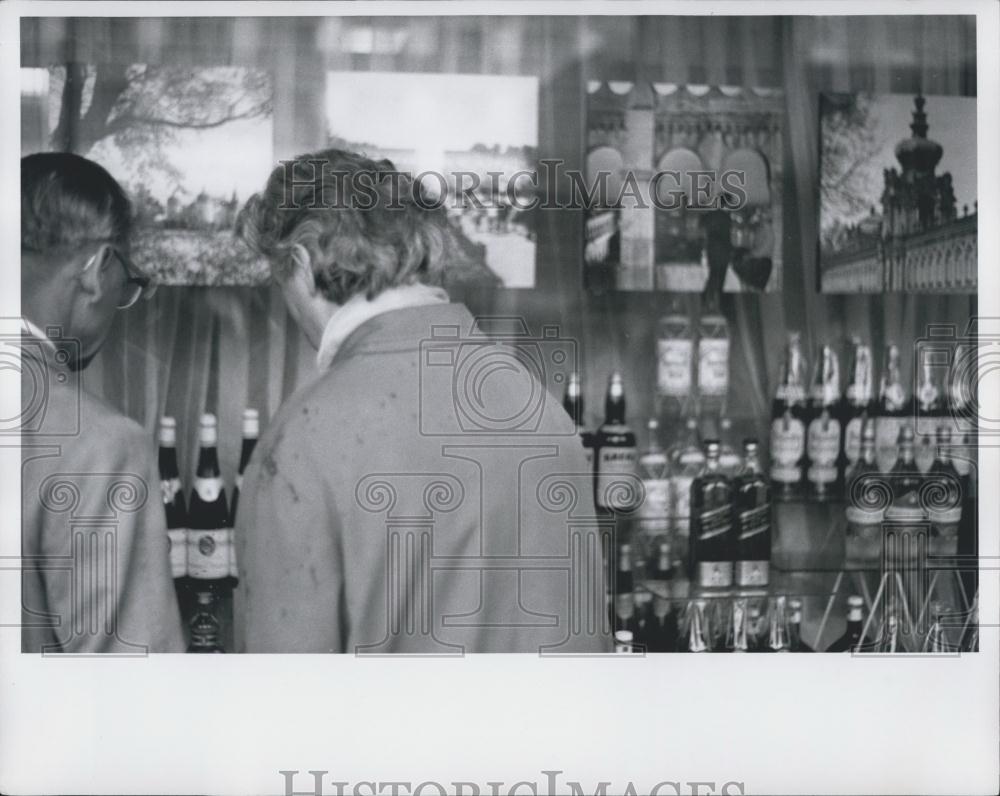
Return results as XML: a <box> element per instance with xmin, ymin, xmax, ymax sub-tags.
<box><xmin>819</xmin><ymin>93</ymin><xmax>977</xmax><ymax>293</ymax></box>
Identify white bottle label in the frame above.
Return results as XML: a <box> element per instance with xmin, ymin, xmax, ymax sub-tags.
<box><xmin>843</xmin><ymin>417</ymin><xmax>865</xmax><ymax>464</ymax></box>
<box><xmin>639</xmin><ymin>478</ymin><xmax>671</xmax><ymax>523</ymax></box>
<box><xmin>227</xmin><ymin>528</ymin><xmax>238</xmax><ymax>578</ymax></box>
<box><xmin>671</xmin><ymin>473</ymin><xmax>694</xmax><ymax>521</ymax></box>
<box><xmin>596</xmin><ymin>447</ymin><xmax>638</xmax><ymax>510</ymax></box>
<box><xmin>160</xmin><ymin>477</ymin><xmax>181</xmax><ymax>505</ymax></box>
<box><xmin>770</xmin><ymin>417</ymin><xmax>805</xmax><ymax>483</ymax></box>
<box><xmin>657</xmin><ymin>339</ymin><xmax>693</xmax><ymax>397</ymax></box>
<box><xmin>914</xmin><ymin>432</ymin><xmax>937</xmax><ymax>474</ymax></box>
<box><xmin>875</xmin><ymin>416</ymin><xmax>908</xmax><ymax>473</ymax></box>
<box><xmin>194</xmin><ymin>476</ymin><xmax>222</xmax><ymax>503</ymax></box>
<box><xmin>735</xmin><ymin>560</ymin><xmax>769</xmax><ymax>588</ymax></box>
<box><xmin>187</xmin><ymin>528</ymin><xmax>230</xmax><ymax>579</ymax></box>
<box><xmin>167</xmin><ymin>528</ymin><xmax>187</xmax><ymax>578</ymax></box>
<box><xmin>697</xmin><ymin>561</ymin><xmax>733</xmax><ymax>588</ymax></box>
<box><xmin>698</xmin><ymin>338</ymin><xmax>730</xmax><ymax>397</ymax></box>
<box><xmin>807</xmin><ymin>416</ymin><xmax>841</xmax><ymax>484</ymax></box>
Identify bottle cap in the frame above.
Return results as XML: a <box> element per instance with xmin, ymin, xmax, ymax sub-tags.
<box><xmin>847</xmin><ymin>595</ymin><xmax>864</xmax><ymax>608</ymax></box>
<box><xmin>242</xmin><ymin>408</ymin><xmax>260</xmax><ymax>437</ymax></box>
<box><xmin>158</xmin><ymin>416</ymin><xmax>177</xmax><ymax>445</ymax></box>
<box><xmin>614</xmin><ymin>630</ymin><xmax>634</xmax><ymax>644</ymax></box>
<box><xmin>742</xmin><ymin>438</ymin><xmax>759</xmax><ymax>453</ymax></box>
<box><xmin>647</xmin><ymin>417</ymin><xmax>659</xmax><ymax>431</ymax></box>
<box><xmin>703</xmin><ymin>439</ymin><xmax>720</xmax><ymax>455</ymax></box>
<box><xmin>199</xmin><ymin>413</ymin><xmax>218</xmax><ymax>445</ymax></box>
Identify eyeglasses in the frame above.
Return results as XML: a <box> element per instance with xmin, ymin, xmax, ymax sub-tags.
<box><xmin>84</xmin><ymin>245</ymin><xmax>156</xmax><ymax>309</ymax></box>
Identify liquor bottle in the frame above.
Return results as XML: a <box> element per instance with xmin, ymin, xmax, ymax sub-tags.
<box><xmin>725</xmin><ymin>597</ymin><xmax>751</xmax><ymax>652</ymax></box>
<box><xmin>874</xmin><ymin>611</ymin><xmax>906</xmax><ymax>653</ymax></box>
<box><xmin>770</xmin><ymin>332</ymin><xmax>808</xmax><ymax>500</ymax></box>
<box><xmin>697</xmin><ymin>302</ymin><xmax>730</xmax><ymax>421</ymax></box>
<box><xmin>610</xmin><ymin>543</ymin><xmax>639</xmax><ymax>639</ymax></box>
<box><xmin>927</xmin><ymin>427</ymin><xmax>963</xmax><ymax>542</ymax></box>
<box><xmin>636</xmin><ymin>418</ymin><xmax>671</xmax><ymax>536</ymax></box>
<box><xmin>595</xmin><ymin>372</ymin><xmax>638</xmax><ymax>513</ymax></box>
<box><xmin>734</xmin><ymin>439</ymin><xmax>771</xmax><ymax>589</ymax></box>
<box><xmin>788</xmin><ymin>597</ymin><xmax>813</xmax><ymax>652</ymax></box>
<box><xmin>614</xmin><ymin>629</ymin><xmax>635</xmax><ymax>654</ymax></box>
<box><xmin>682</xmin><ymin>599</ymin><xmax>712</xmax><ymax>652</ymax></box>
<box><xmin>645</xmin><ymin>542</ymin><xmax>678</xmax><ymax>652</ymax></box>
<box><xmin>826</xmin><ymin>595</ymin><xmax>868</xmax><ymax>652</ymax></box>
<box><xmin>689</xmin><ymin>440</ymin><xmax>735</xmax><ymax>590</ymax></box>
<box><xmin>875</xmin><ymin>343</ymin><xmax>912</xmax><ymax>473</ymax></box>
<box><xmin>806</xmin><ymin>344</ymin><xmax>843</xmax><ymax>501</ymax></box>
<box><xmin>889</xmin><ymin>425</ymin><xmax>922</xmax><ymax>500</ymax></box>
<box><xmin>842</xmin><ymin>339</ymin><xmax>875</xmax><ymax>472</ymax></box>
<box><xmin>915</xmin><ymin>354</ymin><xmax>946</xmax><ymax>473</ymax></box>
<box><xmin>718</xmin><ymin>417</ymin><xmax>743</xmax><ymax>476</ymax></box>
<box><xmin>844</xmin><ymin>419</ymin><xmax>887</xmax><ymax>567</ymax></box>
<box><xmin>187</xmin><ymin>591</ymin><xmax>224</xmax><ymax>653</ymax></box>
<box><xmin>563</xmin><ymin>371</ymin><xmax>596</xmax><ymax>473</ymax></box>
<box><xmin>158</xmin><ymin>416</ymin><xmax>188</xmax><ymax>584</ymax></box>
<box><xmin>228</xmin><ymin>408</ymin><xmax>259</xmax><ymax>582</ymax></box>
<box><xmin>187</xmin><ymin>413</ymin><xmax>231</xmax><ymax>591</ymax></box>
<box><xmin>656</xmin><ymin>295</ymin><xmax>694</xmax><ymax>421</ymax></box>
<box><xmin>764</xmin><ymin>595</ymin><xmax>791</xmax><ymax>652</ymax></box>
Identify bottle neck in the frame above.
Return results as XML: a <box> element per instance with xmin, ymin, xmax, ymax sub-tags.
<box><xmin>196</xmin><ymin>446</ymin><xmax>222</xmax><ymax>478</ymax></box>
<box><xmin>158</xmin><ymin>446</ymin><xmax>180</xmax><ymax>479</ymax></box>
<box><xmin>605</xmin><ymin>396</ymin><xmax>626</xmax><ymax>425</ymax></box>
<box><xmin>237</xmin><ymin>437</ymin><xmax>258</xmax><ymax>473</ymax></box>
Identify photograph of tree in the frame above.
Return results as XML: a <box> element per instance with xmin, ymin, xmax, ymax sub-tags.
<box><xmin>819</xmin><ymin>92</ymin><xmax>977</xmax><ymax>293</ymax></box>
<box><xmin>21</xmin><ymin>64</ymin><xmax>274</xmax><ymax>285</ymax></box>
<box><xmin>325</xmin><ymin>71</ymin><xmax>539</xmax><ymax>289</ymax></box>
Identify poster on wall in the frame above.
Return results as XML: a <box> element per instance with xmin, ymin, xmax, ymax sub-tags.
<box><xmin>21</xmin><ymin>64</ymin><xmax>274</xmax><ymax>285</ymax></box>
<box><xmin>584</xmin><ymin>81</ymin><xmax>784</xmax><ymax>294</ymax></box>
<box><xmin>819</xmin><ymin>92</ymin><xmax>977</xmax><ymax>293</ymax></box>
<box><xmin>325</xmin><ymin>70</ymin><xmax>539</xmax><ymax>290</ymax></box>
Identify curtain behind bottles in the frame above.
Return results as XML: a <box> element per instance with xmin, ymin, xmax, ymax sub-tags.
<box><xmin>20</xmin><ymin>14</ymin><xmax>977</xmax><ymax>484</ymax></box>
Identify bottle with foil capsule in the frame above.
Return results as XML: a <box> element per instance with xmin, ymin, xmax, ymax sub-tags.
<box><xmin>187</xmin><ymin>413</ymin><xmax>231</xmax><ymax>591</ymax></box>
<box><xmin>563</xmin><ymin>371</ymin><xmax>596</xmax><ymax>474</ymax></box>
<box><xmin>770</xmin><ymin>332</ymin><xmax>808</xmax><ymax>500</ymax></box>
<box><xmin>689</xmin><ymin>440</ymin><xmax>735</xmax><ymax>590</ymax></box>
<box><xmin>157</xmin><ymin>416</ymin><xmax>188</xmax><ymax>585</ymax></box>
<box><xmin>827</xmin><ymin>595</ymin><xmax>868</xmax><ymax>652</ymax></box>
<box><xmin>734</xmin><ymin>439</ymin><xmax>771</xmax><ymax>589</ymax></box>
<box><xmin>697</xmin><ymin>302</ymin><xmax>730</xmax><ymax>421</ymax></box>
<box><xmin>875</xmin><ymin>343</ymin><xmax>912</xmax><ymax>472</ymax></box>
<box><xmin>806</xmin><ymin>344</ymin><xmax>843</xmax><ymax>501</ymax></box>
<box><xmin>595</xmin><ymin>372</ymin><xmax>638</xmax><ymax>513</ymax></box>
<box><xmin>889</xmin><ymin>425</ymin><xmax>922</xmax><ymax>500</ymax></box>
<box><xmin>228</xmin><ymin>408</ymin><xmax>259</xmax><ymax>582</ymax></box>
<box><xmin>656</xmin><ymin>295</ymin><xmax>694</xmax><ymax>421</ymax></box>
<box><xmin>842</xmin><ymin>339</ymin><xmax>875</xmax><ymax>475</ymax></box>
<box><xmin>788</xmin><ymin>598</ymin><xmax>813</xmax><ymax>652</ymax></box>
<box><xmin>187</xmin><ymin>591</ymin><xmax>224</xmax><ymax>653</ymax></box>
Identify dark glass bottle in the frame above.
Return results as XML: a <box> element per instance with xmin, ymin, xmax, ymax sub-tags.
<box><xmin>187</xmin><ymin>591</ymin><xmax>224</xmax><ymax>653</ymax></box>
<box><xmin>188</xmin><ymin>413</ymin><xmax>231</xmax><ymax>593</ymax></box>
<box><xmin>228</xmin><ymin>408</ymin><xmax>259</xmax><ymax>583</ymax></box>
<box><xmin>645</xmin><ymin>542</ymin><xmax>678</xmax><ymax>652</ymax></box>
<box><xmin>595</xmin><ymin>372</ymin><xmax>638</xmax><ymax>513</ymax></box>
<box><xmin>770</xmin><ymin>332</ymin><xmax>808</xmax><ymax>501</ymax></box>
<box><xmin>827</xmin><ymin>595</ymin><xmax>868</xmax><ymax>652</ymax></box>
<box><xmin>806</xmin><ymin>344</ymin><xmax>843</xmax><ymax>501</ymax></box>
<box><xmin>158</xmin><ymin>416</ymin><xmax>188</xmax><ymax>586</ymax></box>
<box><xmin>841</xmin><ymin>339</ymin><xmax>875</xmax><ymax>476</ymax></box>
<box><xmin>889</xmin><ymin>425</ymin><xmax>923</xmax><ymax>500</ymax></box>
<box><xmin>689</xmin><ymin>440</ymin><xmax>735</xmax><ymax>590</ymax></box>
<box><xmin>788</xmin><ymin>598</ymin><xmax>813</xmax><ymax>652</ymax></box>
<box><xmin>734</xmin><ymin>439</ymin><xmax>771</xmax><ymax>589</ymax></box>
<box><xmin>656</xmin><ymin>295</ymin><xmax>694</xmax><ymax>422</ymax></box>
<box><xmin>563</xmin><ymin>371</ymin><xmax>596</xmax><ymax>474</ymax></box>
<box><xmin>875</xmin><ymin>343</ymin><xmax>912</xmax><ymax>472</ymax></box>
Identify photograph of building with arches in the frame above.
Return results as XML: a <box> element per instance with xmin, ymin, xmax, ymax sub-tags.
<box><xmin>819</xmin><ymin>92</ymin><xmax>977</xmax><ymax>294</ymax></box>
<box><xmin>584</xmin><ymin>82</ymin><xmax>784</xmax><ymax>293</ymax></box>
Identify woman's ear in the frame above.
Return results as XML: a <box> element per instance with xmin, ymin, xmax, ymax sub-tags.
<box><xmin>290</xmin><ymin>243</ymin><xmax>316</xmax><ymax>296</ymax></box>
<box><xmin>77</xmin><ymin>244</ymin><xmax>112</xmax><ymax>302</ymax></box>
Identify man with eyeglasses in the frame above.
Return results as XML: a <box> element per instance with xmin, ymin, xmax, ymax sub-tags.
<box><xmin>20</xmin><ymin>152</ymin><xmax>183</xmax><ymax>653</ymax></box>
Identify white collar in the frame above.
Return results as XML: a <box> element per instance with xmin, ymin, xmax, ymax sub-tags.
<box><xmin>22</xmin><ymin>318</ymin><xmax>57</xmax><ymax>350</ymax></box>
<box><xmin>316</xmin><ymin>283</ymin><xmax>449</xmax><ymax>372</ymax></box>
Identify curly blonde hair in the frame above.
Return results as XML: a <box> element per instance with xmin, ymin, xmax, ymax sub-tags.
<box><xmin>236</xmin><ymin>149</ymin><xmax>448</xmax><ymax>303</ymax></box>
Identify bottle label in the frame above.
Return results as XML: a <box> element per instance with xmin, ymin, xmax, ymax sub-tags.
<box><xmin>735</xmin><ymin>560</ymin><xmax>769</xmax><ymax>588</ymax></box>
<box><xmin>228</xmin><ymin>528</ymin><xmax>238</xmax><ymax>578</ymax></box>
<box><xmin>875</xmin><ymin>416</ymin><xmax>908</xmax><ymax>473</ymax></box>
<box><xmin>187</xmin><ymin>528</ymin><xmax>230</xmax><ymax>579</ymax></box>
<box><xmin>843</xmin><ymin>416</ymin><xmax>865</xmax><ymax>464</ymax></box>
<box><xmin>167</xmin><ymin>528</ymin><xmax>187</xmax><ymax>578</ymax></box>
<box><xmin>737</xmin><ymin>504</ymin><xmax>770</xmax><ymax>541</ymax></box>
<box><xmin>596</xmin><ymin>447</ymin><xmax>638</xmax><ymax>510</ymax></box>
<box><xmin>697</xmin><ymin>560</ymin><xmax>733</xmax><ymax>588</ymax></box>
<box><xmin>770</xmin><ymin>417</ymin><xmax>805</xmax><ymax>483</ymax></box>
<box><xmin>161</xmin><ymin>477</ymin><xmax>182</xmax><ymax>505</ymax></box>
<box><xmin>193</xmin><ymin>476</ymin><xmax>223</xmax><ymax>503</ymax></box>
<box><xmin>807</xmin><ymin>416</ymin><xmax>841</xmax><ymax>484</ymax></box>
<box><xmin>638</xmin><ymin>478</ymin><xmax>671</xmax><ymax>522</ymax></box>
<box><xmin>657</xmin><ymin>338</ymin><xmax>693</xmax><ymax>397</ymax></box>
<box><xmin>914</xmin><ymin>432</ymin><xmax>937</xmax><ymax>474</ymax></box>
<box><xmin>671</xmin><ymin>473</ymin><xmax>694</xmax><ymax>520</ymax></box>
<box><xmin>696</xmin><ymin>504</ymin><xmax>732</xmax><ymax>542</ymax></box>
<box><xmin>698</xmin><ymin>338</ymin><xmax>730</xmax><ymax>398</ymax></box>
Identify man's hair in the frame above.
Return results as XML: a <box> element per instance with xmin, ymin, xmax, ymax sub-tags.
<box><xmin>235</xmin><ymin>148</ymin><xmax>448</xmax><ymax>304</ymax></box>
<box><xmin>21</xmin><ymin>152</ymin><xmax>132</xmax><ymax>254</ymax></box>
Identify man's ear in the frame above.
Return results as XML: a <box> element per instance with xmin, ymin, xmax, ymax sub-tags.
<box><xmin>77</xmin><ymin>244</ymin><xmax>112</xmax><ymax>302</ymax></box>
<box><xmin>289</xmin><ymin>243</ymin><xmax>317</xmax><ymax>296</ymax></box>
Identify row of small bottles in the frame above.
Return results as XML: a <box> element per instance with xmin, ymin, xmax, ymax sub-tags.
<box><xmin>157</xmin><ymin>410</ymin><xmax>259</xmax><ymax>652</ymax></box>
<box><xmin>769</xmin><ymin>333</ymin><xmax>976</xmax><ymax>502</ymax></box>
<box><xmin>614</xmin><ymin>593</ymin><xmax>978</xmax><ymax>653</ymax></box>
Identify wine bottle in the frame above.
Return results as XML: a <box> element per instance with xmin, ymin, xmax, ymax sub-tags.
<box><xmin>697</xmin><ymin>302</ymin><xmax>730</xmax><ymax>421</ymax></box>
<box><xmin>669</xmin><ymin>416</ymin><xmax>704</xmax><ymax>553</ymax></box>
<box><xmin>827</xmin><ymin>595</ymin><xmax>868</xmax><ymax>652</ymax></box>
<box><xmin>563</xmin><ymin>371</ymin><xmax>596</xmax><ymax>473</ymax></box>
<box><xmin>734</xmin><ymin>439</ymin><xmax>771</xmax><ymax>589</ymax></box>
<box><xmin>158</xmin><ymin>416</ymin><xmax>188</xmax><ymax>584</ymax></box>
<box><xmin>927</xmin><ymin>426</ymin><xmax>963</xmax><ymax>543</ymax></box>
<box><xmin>889</xmin><ymin>425</ymin><xmax>922</xmax><ymax>500</ymax></box>
<box><xmin>915</xmin><ymin>354</ymin><xmax>946</xmax><ymax>473</ymax></box>
<box><xmin>842</xmin><ymin>339</ymin><xmax>875</xmax><ymax>473</ymax></box>
<box><xmin>656</xmin><ymin>295</ymin><xmax>694</xmax><ymax>421</ymax></box>
<box><xmin>875</xmin><ymin>343</ymin><xmax>912</xmax><ymax>472</ymax></box>
<box><xmin>610</xmin><ymin>542</ymin><xmax>639</xmax><ymax>640</ymax></box>
<box><xmin>844</xmin><ymin>419</ymin><xmax>886</xmax><ymax>567</ymax></box>
<box><xmin>228</xmin><ymin>408</ymin><xmax>259</xmax><ymax>582</ymax></box>
<box><xmin>645</xmin><ymin>542</ymin><xmax>678</xmax><ymax>652</ymax></box>
<box><xmin>187</xmin><ymin>591</ymin><xmax>224</xmax><ymax>653</ymax></box>
<box><xmin>788</xmin><ymin>597</ymin><xmax>813</xmax><ymax>652</ymax></box>
<box><xmin>637</xmin><ymin>418</ymin><xmax>671</xmax><ymax>536</ymax></box>
<box><xmin>806</xmin><ymin>344</ymin><xmax>843</xmax><ymax>501</ymax></box>
<box><xmin>187</xmin><ymin>413</ymin><xmax>231</xmax><ymax>592</ymax></box>
<box><xmin>770</xmin><ymin>332</ymin><xmax>808</xmax><ymax>501</ymax></box>
<box><xmin>689</xmin><ymin>440</ymin><xmax>735</xmax><ymax>590</ymax></box>
<box><xmin>595</xmin><ymin>372</ymin><xmax>638</xmax><ymax>513</ymax></box>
